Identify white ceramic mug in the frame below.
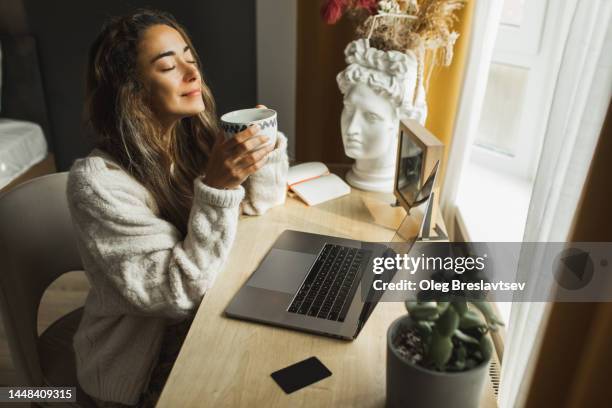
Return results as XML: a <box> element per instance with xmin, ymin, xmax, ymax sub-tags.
<box><xmin>220</xmin><ymin>108</ymin><xmax>277</xmax><ymax>148</ymax></box>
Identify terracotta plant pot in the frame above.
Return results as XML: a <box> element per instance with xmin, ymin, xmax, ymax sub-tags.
<box><xmin>386</xmin><ymin>315</ymin><xmax>491</xmax><ymax>408</ymax></box>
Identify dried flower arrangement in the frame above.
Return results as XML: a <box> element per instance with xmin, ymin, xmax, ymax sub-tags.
<box><xmin>322</xmin><ymin>0</ymin><xmax>466</xmax><ymax>90</ymax></box>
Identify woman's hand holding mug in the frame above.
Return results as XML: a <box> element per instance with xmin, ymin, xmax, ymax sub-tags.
<box><xmin>203</xmin><ymin>105</ymin><xmax>277</xmax><ymax>189</ymax></box>
<box><xmin>202</xmin><ymin>125</ymin><xmax>274</xmax><ymax>190</ymax></box>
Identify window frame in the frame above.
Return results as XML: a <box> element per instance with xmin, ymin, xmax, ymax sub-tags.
<box><xmin>471</xmin><ymin>0</ymin><xmax>559</xmax><ymax>181</ymax></box>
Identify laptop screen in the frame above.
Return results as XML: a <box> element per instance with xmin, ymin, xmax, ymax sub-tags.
<box><xmin>356</xmin><ymin>161</ymin><xmax>441</xmax><ymax>332</ymax></box>
<box><xmin>392</xmin><ymin>161</ymin><xmax>439</xmax><ymax>244</ymax></box>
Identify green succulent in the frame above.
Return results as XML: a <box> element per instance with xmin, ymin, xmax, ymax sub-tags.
<box><xmin>404</xmin><ymin>300</ymin><xmax>503</xmax><ymax>371</ymax></box>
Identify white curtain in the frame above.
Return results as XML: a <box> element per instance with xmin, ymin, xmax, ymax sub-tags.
<box><xmin>499</xmin><ymin>1</ymin><xmax>612</xmax><ymax>407</ymax></box>
<box><xmin>440</xmin><ymin>0</ymin><xmax>504</xmax><ymax>233</ymax></box>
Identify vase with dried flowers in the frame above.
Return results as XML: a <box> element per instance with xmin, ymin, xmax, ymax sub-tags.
<box><xmin>323</xmin><ymin>0</ymin><xmax>465</xmax><ymax>192</ymax></box>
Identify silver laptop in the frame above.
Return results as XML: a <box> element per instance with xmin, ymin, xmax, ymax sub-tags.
<box><xmin>224</xmin><ymin>162</ymin><xmax>440</xmax><ymax>340</ymax></box>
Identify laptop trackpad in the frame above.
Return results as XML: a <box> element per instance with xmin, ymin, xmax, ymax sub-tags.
<box><xmin>247</xmin><ymin>249</ymin><xmax>316</xmax><ymax>294</ymax></box>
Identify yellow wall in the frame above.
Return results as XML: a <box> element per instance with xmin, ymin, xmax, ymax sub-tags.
<box><xmin>424</xmin><ymin>0</ymin><xmax>475</xmax><ymax>178</ymax></box>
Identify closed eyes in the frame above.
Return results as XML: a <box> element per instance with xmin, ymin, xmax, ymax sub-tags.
<box><xmin>160</xmin><ymin>60</ymin><xmax>198</xmax><ymax>72</ymax></box>
<box><xmin>154</xmin><ymin>45</ymin><xmax>198</xmax><ymax>72</ymax></box>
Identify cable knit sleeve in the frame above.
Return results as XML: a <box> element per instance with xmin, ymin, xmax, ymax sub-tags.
<box><xmin>67</xmin><ymin>158</ymin><xmax>244</xmax><ymax>319</ymax></box>
<box><xmin>241</xmin><ymin>131</ymin><xmax>289</xmax><ymax>215</ymax></box>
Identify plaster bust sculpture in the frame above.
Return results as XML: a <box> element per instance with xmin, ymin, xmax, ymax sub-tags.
<box><xmin>337</xmin><ymin>39</ymin><xmax>426</xmax><ymax>192</ymax></box>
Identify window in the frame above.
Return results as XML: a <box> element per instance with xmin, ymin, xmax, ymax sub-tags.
<box><xmin>456</xmin><ymin>0</ymin><xmax>564</xmax><ymax>324</ymax></box>
<box><xmin>475</xmin><ymin>63</ymin><xmax>529</xmax><ymax>156</ymax></box>
<box><xmin>500</xmin><ymin>0</ymin><xmax>525</xmax><ymax>27</ymax></box>
<box><xmin>470</xmin><ymin>0</ymin><xmax>550</xmax><ymax>180</ymax></box>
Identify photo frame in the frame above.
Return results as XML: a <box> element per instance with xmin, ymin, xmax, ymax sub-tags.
<box><xmin>393</xmin><ymin>119</ymin><xmax>444</xmax><ymax>217</ymax></box>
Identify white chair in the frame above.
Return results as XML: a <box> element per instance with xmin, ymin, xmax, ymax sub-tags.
<box><xmin>0</xmin><ymin>172</ymin><xmax>95</xmax><ymax>407</ymax></box>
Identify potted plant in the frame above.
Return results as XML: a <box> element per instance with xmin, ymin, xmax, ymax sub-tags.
<box><xmin>387</xmin><ymin>299</ymin><xmax>503</xmax><ymax>408</ymax></box>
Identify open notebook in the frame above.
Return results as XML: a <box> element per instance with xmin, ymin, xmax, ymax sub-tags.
<box><xmin>287</xmin><ymin>162</ymin><xmax>351</xmax><ymax>206</ymax></box>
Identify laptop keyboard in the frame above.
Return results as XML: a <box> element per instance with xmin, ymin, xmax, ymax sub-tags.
<box><xmin>287</xmin><ymin>244</ymin><xmax>371</xmax><ymax>322</ymax></box>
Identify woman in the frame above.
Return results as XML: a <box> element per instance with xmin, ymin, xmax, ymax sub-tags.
<box><xmin>67</xmin><ymin>9</ymin><xmax>288</xmax><ymax>407</ymax></box>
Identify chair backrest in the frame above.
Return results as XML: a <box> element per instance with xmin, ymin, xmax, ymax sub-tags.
<box><xmin>0</xmin><ymin>172</ymin><xmax>82</xmax><ymax>385</ymax></box>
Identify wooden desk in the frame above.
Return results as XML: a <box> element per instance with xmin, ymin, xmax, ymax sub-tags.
<box><xmin>157</xmin><ymin>190</ymin><xmax>497</xmax><ymax>407</ymax></box>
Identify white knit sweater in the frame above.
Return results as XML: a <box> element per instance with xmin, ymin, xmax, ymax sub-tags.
<box><xmin>67</xmin><ymin>133</ymin><xmax>288</xmax><ymax>405</ymax></box>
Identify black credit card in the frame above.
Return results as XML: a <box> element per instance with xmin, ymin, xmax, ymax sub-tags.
<box><xmin>270</xmin><ymin>357</ymin><xmax>332</xmax><ymax>394</ymax></box>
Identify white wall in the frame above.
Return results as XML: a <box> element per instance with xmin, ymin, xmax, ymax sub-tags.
<box><xmin>256</xmin><ymin>0</ymin><xmax>297</xmax><ymax>160</ymax></box>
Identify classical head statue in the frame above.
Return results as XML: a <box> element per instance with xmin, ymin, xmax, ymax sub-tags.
<box><xmin>336</xmin><ymin>39</ymin><xmax>426</xmax><ymax>192</ymax></box>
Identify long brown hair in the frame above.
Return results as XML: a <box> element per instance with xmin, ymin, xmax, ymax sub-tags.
<box><xmin>85</xmin><ymin>9</ymin><xmax>219</xmax><ymax>236</ymax></box>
